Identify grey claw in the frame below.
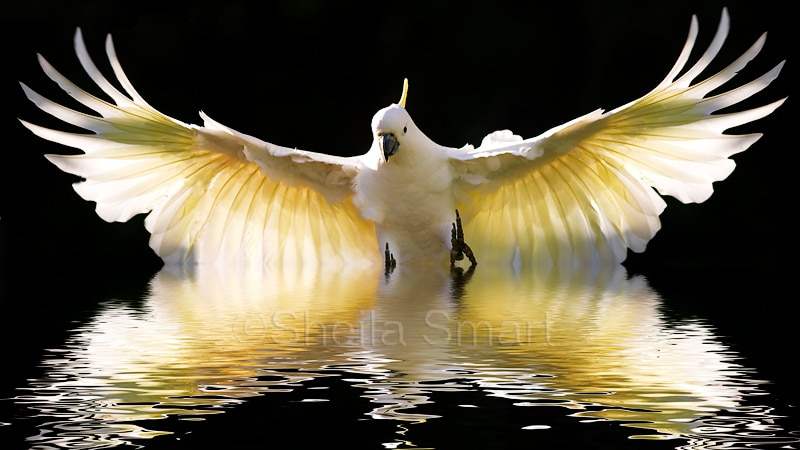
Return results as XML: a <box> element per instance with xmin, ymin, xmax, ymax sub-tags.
<box><xmin>384</xmin><ymin>242</ymin><xmax>396</xmax><ymax>275</ymax></box>
<box><xmin>450</xmin><ymin>209</ymin><xmax>477</xmax><ymax>268</ymax></box>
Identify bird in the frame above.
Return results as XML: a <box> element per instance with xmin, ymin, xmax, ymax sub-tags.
<box><xmin>19</xmin><ymin>8</ymin><xmax>784</xmax><ymax>272</ymax></box>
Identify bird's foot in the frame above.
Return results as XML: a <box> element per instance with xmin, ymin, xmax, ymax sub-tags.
<box><xmin>450</xmin><ymin>259</ymin><xmax>476</xmax><ymax>289</ymax></box>
<box><xmin>384</xmin><ymin>242</ymin><xmax>397</xmax><ymax>276</ymax></box>
<box><xmin>450</xmin><ymin>209</ymin><xmax>477</xmax><ymax>269</ymax></box>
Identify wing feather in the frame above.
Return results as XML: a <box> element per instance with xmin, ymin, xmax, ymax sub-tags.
<box><xmin>21</xmin><ymin>28</ymin><xmax>378</xmax><ymax>268</ymax></box>
<box><xmin>451</xmin><ymin>9</ymin><xmax>782</xmax><ymax>268</ymax></box>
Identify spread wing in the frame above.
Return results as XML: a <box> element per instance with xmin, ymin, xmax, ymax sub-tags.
<box><xmin>20</xmin><ymin>29</ymin><xmax>378</xmax><ymax>268</ymax></box>
<box><xmin>449</xmin><ymin>8</ymin><xmax>785</xmax><ymax>270</ymax></box>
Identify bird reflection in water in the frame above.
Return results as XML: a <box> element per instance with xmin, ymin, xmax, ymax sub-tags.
<box><xmin>12</xmin><ymin>264</ymin><xmax>796</xmax><ymax>449</ymax></box>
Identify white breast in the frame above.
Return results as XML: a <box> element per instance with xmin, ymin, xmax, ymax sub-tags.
<box><xmin>354</xmin><ymin>145</ymin><xmax>456</xmax><ymax>266</ymax></box>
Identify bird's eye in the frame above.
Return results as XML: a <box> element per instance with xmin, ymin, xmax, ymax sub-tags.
<box><xmin>403</xmin><ymin>126</ymin><xmax>407</xmax><ymax>134</ymax></box>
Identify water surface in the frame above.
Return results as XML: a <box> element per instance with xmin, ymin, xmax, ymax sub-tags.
<box><xmin>2</xmin><ymin>264</ymin><xmax>798</xmax><ymax>449</ymax></box>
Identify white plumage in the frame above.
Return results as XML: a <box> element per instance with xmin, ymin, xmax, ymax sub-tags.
<box><xmin>20</xmin><ymin>8</ymin><xmax>784</xmax><ymax>271</ymax></box>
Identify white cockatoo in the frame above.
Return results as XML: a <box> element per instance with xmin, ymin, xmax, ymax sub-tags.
<box><xmin>20</xmin><ymin>9</ymin><xmax>784</xmax><ymax>271</ymax></box>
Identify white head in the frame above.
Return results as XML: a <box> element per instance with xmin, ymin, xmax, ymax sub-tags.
<box><xmin>370</xmin><ymin>79</ymin><xmax>432</xmax><ymax>164</ymax></box>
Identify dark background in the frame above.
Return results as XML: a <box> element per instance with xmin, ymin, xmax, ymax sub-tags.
<box><xmin>0</xmin><ymin>2</ymin><xmax>797</xmax><ymax>447</ymax></box>
<box><xmin>0</xmin><ymin>1</ymin><xmax>794</xmax><ymax>290</ymax></box>
<box><xmin>0</xmin><ymin>0</ymin><xmax>794</xmax><ymax>278</ymax></box>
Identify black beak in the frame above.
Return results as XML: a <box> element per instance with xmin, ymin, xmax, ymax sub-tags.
<box><xmin>380</xmin><ymin>133</ymin><xmax>399</xmax><ymax>161</ymax></box>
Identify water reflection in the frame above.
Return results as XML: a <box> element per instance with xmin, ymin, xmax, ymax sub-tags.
<box><xmin>10</xmin><ymin>264</ymin><xmax>798</xmax><ymax>448</ymax></box>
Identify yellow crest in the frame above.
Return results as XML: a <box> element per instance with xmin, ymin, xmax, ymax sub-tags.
<box><xmin>398</xmin><ymin>78</ymin><xmax>409</xmax><ymax>108</ymax></box>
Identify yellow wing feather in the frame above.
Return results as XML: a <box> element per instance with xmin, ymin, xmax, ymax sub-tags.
<box><xmin>453</xmin><ymin>9</ymin><xmax>785</xmax><ymax>269</ymax></box>
<box><xmin>21</xmin><ymin>29</ymin><xmax>378</xmax><ymax>268</ymax></box>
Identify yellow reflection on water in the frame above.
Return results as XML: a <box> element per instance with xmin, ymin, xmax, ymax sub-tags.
<box><xmin>13</xmin><ymin>264</ymin><xmax>793</xmax><ymax>448</ymax></box>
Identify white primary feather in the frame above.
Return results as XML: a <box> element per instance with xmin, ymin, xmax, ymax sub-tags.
<box><xmin>19</xmin><ymin>8</ymin><xmax>784</xmax><ymax>270</ymax></box>
<box><xmin>448</xmin><ymin>8</ymin><xmax>784</xmax><ymax>270</ymax></box>
<box><xmin>21</xmin><ymin>30</ymin><xmax>377</xmax><ymax>269</ymax></box>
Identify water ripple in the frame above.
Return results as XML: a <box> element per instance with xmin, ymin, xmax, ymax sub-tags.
<box><xmin>4</xmin><ymin>265</ymin><xmax>798</xmax><ymax>448</ymax></box>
